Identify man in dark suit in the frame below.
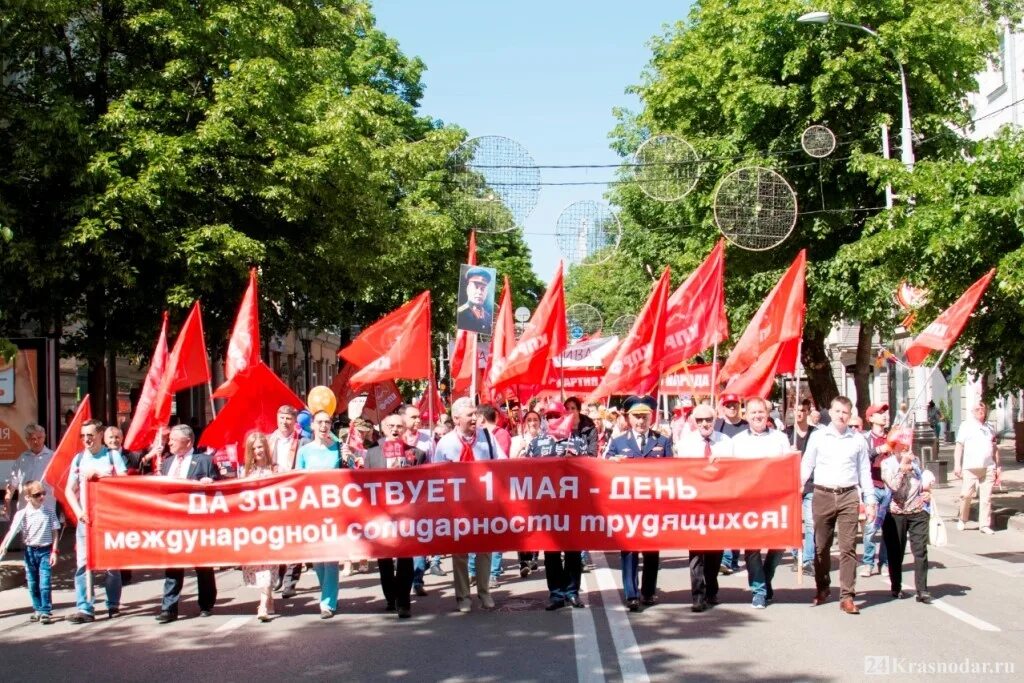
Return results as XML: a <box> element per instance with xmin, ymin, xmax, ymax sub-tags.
<box><xmin>363</xmin><ymin>414</ymin><xmax>427</xmax><ymax>619</ymax></box>
<box><xmin>156</xmin><ymin>424</ymin><xmax>220</xmax><ymax>623</ymax></box>
<box><xmin>605</xmin><ymin>395</ymin><xmax>672</xmax><ymax>612</ymax></box>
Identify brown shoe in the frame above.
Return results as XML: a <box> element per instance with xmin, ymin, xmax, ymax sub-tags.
<box><xmin>812</xmin><ymin>589</ymin><xmax>830</xmax><ymax>606</ymax></box>
<box><xmin>839</xmin><ymin>598</ymin><xmax>860</xmax><ymax>614</ymax></box>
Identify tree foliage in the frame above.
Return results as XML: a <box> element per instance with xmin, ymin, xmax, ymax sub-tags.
<box><xmin>569</xmin><ymin>0</ymin><xmax>1010</xmax><ymax>405</ymax></box>
<box><xmin>0</xmin><ymin>0</ymin><xmax>542</xmax><ymax>413</ymax></box>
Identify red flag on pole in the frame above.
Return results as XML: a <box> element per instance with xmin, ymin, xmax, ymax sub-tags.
<box><xmin>349</xmin><ymin>291</ymin><xmax>432</xmax><ymax>389</ymax></box>
<box><xmin>154</xmin><ymin>302</ymin><xmax>212</xmax><ymax>422</ymax></box>
<box><xmin>329</xmin><ymin>363</ymin><xmax>361</xmax><ymax>415</ymax></box>
<box><xmin>720</xmin><ymin>250</ymin><xmax>806</xmax><ymax>382</ymax></box>
<box><xmin>360</xmin><ymin>382</ymin><xmax>404</xmax><ymax>423</ymax></box>
<box><xmin>483</xmin><ymin>276</ymin><xmax>515</xmax><ymax>399</ymax></box>
<box><xmin>662</xmin><ymin>240</ymin><xmax>729</xmax><ymax>370</ymax></box>
<box><xmin>416</xmin><ymin>373</ymin><xmax>447</xmax><ymax>426</ymax></box>
<box><xmin>340</xmin><ymin>294</ymin><xmax>428</xmax><ymax>368</ymax></box>
<box><xmin>588</xmin><ymin>267</ymin><xmax>672</xmax><ymax>401</ymax></box>
<box><xmin>41</xmin><ymin>395</ymin><xmax>90</xmax><ymax>525</ymax></box>
<box><xmin>905</xmin><ymin>269</ymin><xmax>996</xmax><ymax>367</ymax></box>
<box><xmin>722</xmin><ymin>337</ymin><xmax>799</xmax><ymax>399</ymax></box>
<box><xmin>490</xmin><ymin>263</ymin><xmax>567</xmax><ymax>391</ymax></box>
<box><xmin>123</xmin><ymin>313</ymin><xmax>170</xmax><ymax>451</ymax></box>
<box><xmin>213</xmin><ymin>268</ymin><xmax>261</xmax><ymax>398</ymax></box>
<box><xmin>198</xmin><ymin>362</ymin><xmax>303</xmax><ymax>451</ymax></box>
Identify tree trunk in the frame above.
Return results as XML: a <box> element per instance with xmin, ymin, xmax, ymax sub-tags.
<box><xmin>802</xmin><ymin>328</ymin><xmax>839</xmax><ymax>410</ymax></box>
<box><xmin>106</xmin><ymin>348</ymin><xmax>118</xmax><ymax>427</ymax></box>
<box><xmin>86</xmin><ymin>296</ymin><xmax>107</xmax><ymax>421</ymax></box>
<box><xmin>853</xmin><ymin>323</ymin><xmax>874</xmax><ymax>417</ymax></box>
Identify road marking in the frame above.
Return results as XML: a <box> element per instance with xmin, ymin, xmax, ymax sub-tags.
<box><xmin>932</xmin><ymin>599</ymin><xmax>1001</xmax><ymax>632</ymax></box>
<box><xmin>592</xmin><ymin>552</ymin><xmax>650</xmax><ymax>683</ymax></box>
<box><xmin>573</xmin><ymin>575</ymin><xmax>606</xmax><ymax>683</ymax></box>
<box><xmin>213</xmin><ymin>616</ymin><xmax>251</xmax><ymax>633</ymax></box>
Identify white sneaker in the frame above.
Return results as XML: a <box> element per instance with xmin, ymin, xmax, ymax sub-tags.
<box><xmin>480</xmin><ymin>594</ymin><xmax>495</xmax><ymax>609</ymax></box>
<box><xmin>456</xmin><ymin>599</ymin><xmax>471</xmax><ymax>613</ymax></box>
<box><xmin>980</xmin><ymin>526</ymin><xmax>995</xmax><ymax>535</ymax></box>
<box><xmin>956</xmin><ymin>520</ymin><xmax>965</xmax><ymax>532</ymax></box>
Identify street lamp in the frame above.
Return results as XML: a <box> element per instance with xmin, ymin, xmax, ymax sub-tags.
<box><xmin>297</xmin><ymin>327</ymin><xmax>313</xmax><ymax>395</ymax></box>
<box><xmin>797</xmin><ymin>11</ymin><xmax>915</xmax><ymax>169</ymax></box>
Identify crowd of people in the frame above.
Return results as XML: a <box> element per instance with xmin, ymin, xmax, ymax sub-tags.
<box><xmin>0</xmin><ymin>392</ymin><xmax>1002</xmax><ymax>624</ymax></box>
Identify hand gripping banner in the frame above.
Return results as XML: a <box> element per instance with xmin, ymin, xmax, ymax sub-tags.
<box><xmin>87</xmin><ymin>457</ymin><xmax>801</xmax><ymax>569</ymax></box>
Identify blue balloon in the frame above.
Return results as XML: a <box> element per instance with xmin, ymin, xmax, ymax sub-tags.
<box><xmin>300</xmin><ymin>428</ymin><xmax>312</xmax><ymax>440</ymax></box>
<box><xmin>296</xmin><ymin>409</ymin><xmax>312</xmax><ymax>432</ymax></box>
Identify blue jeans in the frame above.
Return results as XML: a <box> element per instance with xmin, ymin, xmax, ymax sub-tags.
<box><xmin>620</xmin><ymin>551</ymin><xmax>659</xmax><ymax>600</ymax></box>
<box><xmin>468</xmin><ymin>552</ymin><xmax>502</xmax><ymax>579</ymax></box>
<box><xmin>312</xmin><ymin>562</ymin><xmax>339</xmax><ymax>612</ymax></box>
<box><xmin>722</xmin><ymin>549</ymin><xmax>740</xmax><ymax>570</ymax></box>
<box><xmin>862</xmin><ymin>487</ymin><xmax>891</xmax><ymax>568</ymax></box>
<box><xmin>412</xmin><ymin>556</ymin><xmax>440</xmax><ymax>587</ymax></box>
<box><xmin>802</xmin><ymin>491</ymin><xmax>815</xmax><ymax>564</ymax></box>
<box><xmin>75</xmin><ymin>524</ymin><xmax>121</xmax><ymax>614</ymax></box>
<box><xmin>24</xmin><ymin>546</ymin><xmax>53</xmax><ymax>615</ymax></box>
<box><xmin>745</xmin><ymin>549</ymin><xmax>783</xmax><ymax>600</ymax></box>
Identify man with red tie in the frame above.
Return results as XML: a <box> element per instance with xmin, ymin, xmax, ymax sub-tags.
<box><xmin>605</xmin><ymin>395</ymin><xmax>673</xmax><ymax>612</ymax></box>
<box><xmin>674</xmin><ymin>403</ymin><xmax>733</xmax><ymax>612</ymax></box>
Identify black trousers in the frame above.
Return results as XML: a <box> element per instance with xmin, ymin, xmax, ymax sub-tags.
<box><xmin>518</xmin><ymin>551</ymin><xmax>538</xmax><ymax>568</ymax></box>
<box><xmin>278</xmin><ymin>563</ymin><xmax>302</xmax><ymax>592</ymax></box>
<box><xmin>544</xmin><ymin>551</ymin><xmax>582</xmax><ymax>599</ymax></box>
<box><xmin>689</xmin><ymin>550</ymin><xmax>723</xmax><ymax>603</ymax></box>
<box><xmin>882</xmin><ymin>510</ymin><xmax>929</xmax><ymax>595</ymax></box>
<box><xmin>162</xmin><ymin>568</ymin><xmax>217</xmax><ymax>614</ymax></box>
<box><xmin>378</xmin><ymin>557</ymin><xmax>414</xmax><ymax>609</ymax></box>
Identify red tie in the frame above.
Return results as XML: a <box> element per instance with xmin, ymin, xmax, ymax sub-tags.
<box><xmin>459</xmin><ymin>435</ymin><xmax>476</xmax><ymax>462</ymax></box>
<box><xmin>704</xmin><ymin>437</ymin><xmax>713</xmax><ymax>459</ymax></box>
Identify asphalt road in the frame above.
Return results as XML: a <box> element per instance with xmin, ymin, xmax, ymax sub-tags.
<box><xmin>1</xmin><ymin>522</ymin><xmax>1022</xmax><ymax>682</ymax></box>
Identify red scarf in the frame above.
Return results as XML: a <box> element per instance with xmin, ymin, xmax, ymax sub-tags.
<box><xmin>459</xmin><ymin>433</ymin><xmax>476</xmax><ymax>462</ymax></box>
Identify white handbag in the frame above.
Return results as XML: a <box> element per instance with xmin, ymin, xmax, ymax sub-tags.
<box><xmin>929</xmin><ymin>502</ymin><xmax>948</xmax><ymax>547</ymax></box>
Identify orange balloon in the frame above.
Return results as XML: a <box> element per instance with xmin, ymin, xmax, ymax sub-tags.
<box><xmin>307</xmin><ymin>385</ymin><xmax>338</xmax><ymax>416</ymax></box>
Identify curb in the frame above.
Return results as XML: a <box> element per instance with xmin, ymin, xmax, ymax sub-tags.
<box><xmin>1007</xmin><ymin>513</ymin><xmax>1024</xmax><ymax>533</ymax></box>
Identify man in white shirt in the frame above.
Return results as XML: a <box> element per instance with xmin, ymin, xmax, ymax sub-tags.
<box><xmin>954</xmin><ymin>402</ymin><xmax>1000</xmax><ymax>534</ymax></box>
<box><xmin>435</xmin><ymin>397</ymin><xmax>507</xmax><ymax>612</ymax></box>
<box><xmin>675</xmin><ymin>404</ymin><xmax>732</xmax><ymax>612</ymax></box>
<box><xmin>5</xmin><ymin>423</ymin><xmax>54</xmax><ymax>517</ymax></box>
<box><xmin>729</xmin><ymin>398</ymin><xmax>796</xmax><ymax>609</ymax></box>
<box><xmin>266</xmin><ymin>404</ymin><xmax>308</xmax><ymax>597</ymax></box>
<box><xmin>801</xmin><ymin>396</ymin><xmax>874</xmax><ymax>615</ymax></box>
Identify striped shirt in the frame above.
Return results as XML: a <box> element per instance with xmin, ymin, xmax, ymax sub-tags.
<box><xmin>2</xmin><ymin>505</ymin><xmax>60</xmax><ymax>551</ymax></box>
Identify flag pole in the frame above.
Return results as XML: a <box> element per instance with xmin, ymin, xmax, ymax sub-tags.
<box><xmin>710</xmin><ymin>343</ymin><xmax>719</xmax><ymax>407</ymax></box>
<box><xmin>469</xmin><ymin>332</ymin><xmax>478</xmax><ymax>405</ymax></box>
<box><xmin>206</xmin><ymin>380</ymin><xmax>217</xmax><ymax>421</ymax></box>
<box><xmin>792</xmin><ymin>339</ymin><xmax>803</xmax><ymax>448</ymax></box>
<box><xmin>896</xmin><ymin>348</ymin><xmax>950</xmax><ymax>429</ymax></box>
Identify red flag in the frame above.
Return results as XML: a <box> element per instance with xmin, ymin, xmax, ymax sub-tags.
<box><xmin>41</xmin><ymin>396</ymin><xmax>90</xmax><ymax>525</ymax></box>
<box><xmin>213</xmin><ymin>268</ymin><xmax>260</xmax><ymax>397</ymax></box>
<box><xmin>415</xmin><ymin>373</ymin><xmax>447</xmax><ymax>426</ymax></box>
<box><xmin>662</xmin><ymin>240</ymin><xmax>729</xmax><ymax>370</ymax></box>
<box><xmin>905</xmin><ymin>269</ymin><xmax>995</xmax><ymax>367</ymax></box>
<box><xmin>340</xmin><ymin>294</ymin><xmax>427</xmax><ymax>368</ymax></box>
<box><xmin>349</xmin><ymin>291</ymin><xmax>432</xmax><ymax>389</ymax></box>
<box><xmin>720</xmin><ymin>250</ymin><xmax>806</xmax><ymax>381</ymax></box>
<box><xmin>484</xmin><ymin>276</ymin><xmax>515</xmax><ymax>397</ymax></box>
<box><xmin>722</xmin><ymin>337</ymin><xmax>798</xmax><ymax>399</ymax></box>
<box><xmin>588</xmin><ymin>267</ymin><xmax>672</xmax><ymax>401</ymax></box>
<box><xmin>154</xmin><ymin>302</ymin><xmax>212</xmax><ymax>421</ymax></box>
<box><xmin>450</xmin><ymin>232</ymin><xmax>478</xmax><ymax>388</ymax></box>
<box><xmin>491</xmin><ymin>263</ymin><xmax>567</xmax><ymax>390</ymax></box>
<box><xmin>198</xmin><ymin>362</ymin><xmax>303</xmax><ymax>451</ymax></box>
<box><xmin>123</xmin><ymin>313</ymin><xmax>170</xmax><ymax>451</ymax></box>
<box><xmin>360</xmin><ymin>381</ymin><xmax>403</xmax><ymax>423</ymax></box>
<box><xmin>330</xmin><ymin>363</ymin><xmax>361</xmax><ymax>414</ymax></box>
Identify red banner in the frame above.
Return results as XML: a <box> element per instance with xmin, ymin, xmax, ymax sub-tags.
<box><xmin>86</xmin><ymin>457</ymin><xmax>800</xmax><ymax>569</ymax></box>
<box><xmin>659</xmin><ymin>364</ymin><xmax>718</xmax><ymax>396</ymax></box>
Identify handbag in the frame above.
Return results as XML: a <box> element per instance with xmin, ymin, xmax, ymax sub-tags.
<box><xmin>929</xmin><ymin>502</ymin><xmax>948</xmax><ymax>547</ymax></box>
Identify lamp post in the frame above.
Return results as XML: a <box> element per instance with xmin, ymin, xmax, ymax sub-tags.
<box><xmin>799</xmin><ymin>12</ymin><xmax>935</xmax><ymax>437</ymax></box>
<box><xmin>797</xmin><ymin>12</ymin><xmax>914</xmax><ymax>169</ymax></box>
<box><xmin>297</xmin><ymin>327</ymin><xmax>313</xmax><ymax>396</ymax></box>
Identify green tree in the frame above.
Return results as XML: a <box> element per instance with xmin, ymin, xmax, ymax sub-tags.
<box><xmin>0</xmin><ymin>1</ymin><xmax>541</xmax><ymax>419</ymax></box>
<box><xmin>577</xmin><ymin>0</ymin><xmax>1009</xmax><ymax>409</ymax></box>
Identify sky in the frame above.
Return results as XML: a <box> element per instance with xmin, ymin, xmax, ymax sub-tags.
<box><xmin>372</xmin><ymin>1</ymin><xmax>693</xmax><ymax>284</ymax></box>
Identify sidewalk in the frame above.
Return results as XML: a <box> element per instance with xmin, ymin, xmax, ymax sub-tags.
<box><xmin>928</xmin><ymin>438</ymin><xmax>1024</xmax><ymax>533</ymax></box>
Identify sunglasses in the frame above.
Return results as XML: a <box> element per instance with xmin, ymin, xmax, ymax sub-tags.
<box><xmin>29</xmin><ymin>492</ymin><xmax>45</xmax><ymax>499</ymax></box>
<box><xmin>694</xmin><ymin>417</ymin><xmax>714</xmax><ymax>424</ymax></box>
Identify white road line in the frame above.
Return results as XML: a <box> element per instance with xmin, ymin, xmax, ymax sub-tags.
<box><xmin>573</xmin><ymin>574</ymin><xmax>606</xmax><ymax>683</ymax></box>
<box><xmin>932</xmin><ymin>598</ymin><xmax>1001</xmax><ymax>632</ymax></box>
<box><xmin>213</xmin><ymin>616</ymin><xmax>251</xmax><ymax>633</ymax></box>
<box><xmin>592</xmin><ymin>552</ymin><xmax>650</xmax><ymax>683</ymax></box>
